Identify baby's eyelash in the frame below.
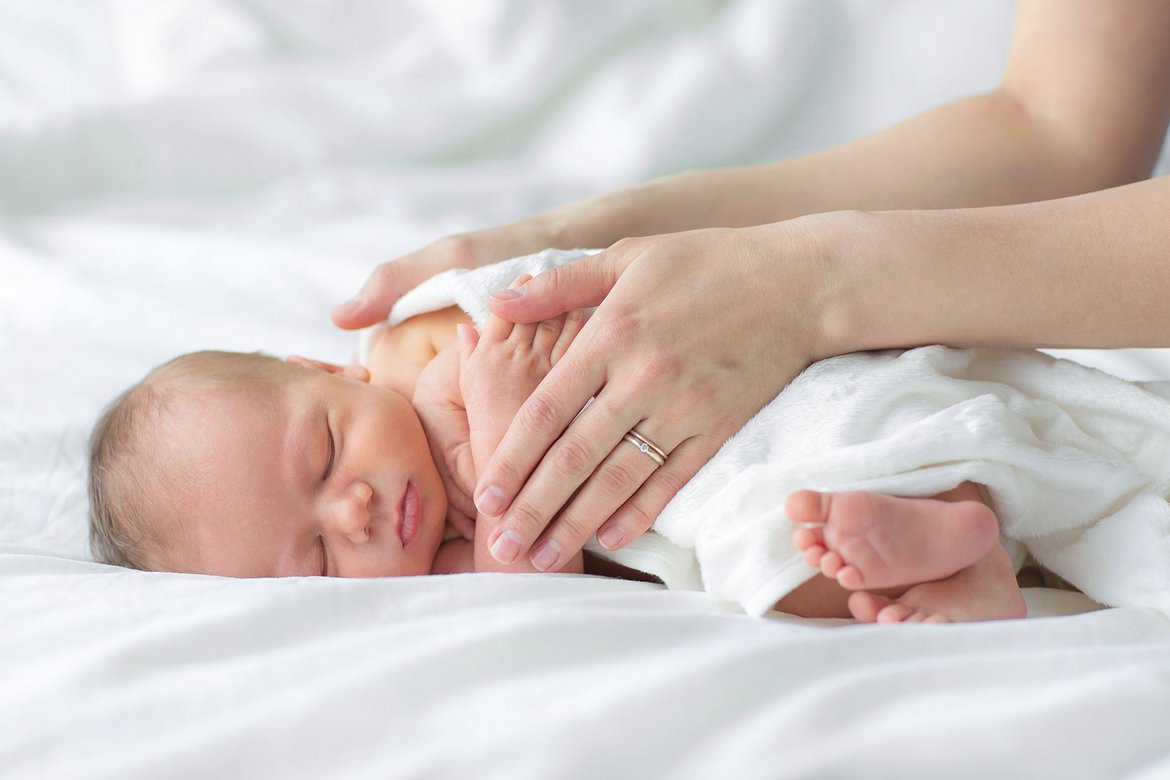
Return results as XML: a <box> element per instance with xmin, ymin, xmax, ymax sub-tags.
<box><xmin>323</xmin><ymin>416</ymin><xmax>336</xmax><ymax>481</ymax></box>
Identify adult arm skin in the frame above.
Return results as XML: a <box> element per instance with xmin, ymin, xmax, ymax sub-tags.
<box><xmin>333</xmin><ymin>0</ymin><xmax>1170</xmax><ymax>333</ymax></box>
<box><xmin>822</xmin><ymin>175</ymin><xmax>1170</xmax><ymax>355</ymax></box>
<box><xmin>468</xmin><ymin>1</ymin><xmax>1170</xmax><ymax>571</ymax></box>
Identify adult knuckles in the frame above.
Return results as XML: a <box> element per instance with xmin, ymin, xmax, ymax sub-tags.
<box><xmin>551</xmin><ymin>437</ymin><xmax>596</xmax><ymax>479</ymax></box>
<box><xmin>549</xmin><ymin>510</ymin><xmax>595</xmax><ymax>546</ymax></box>
<box><xmin>618</xmin><ymin>498</ymin><xmax>659</xmax><ymax>533</ymax></box>
<box><xmin>503</xmin><ymin>498</ymin><xmax>550</xmax><ymax>537</ymax></box>
<box><xmin>371</xmin><ymin>258</ymin><xmax>406</xmax><ymax>291</ymax></box>
<box><xmin>595</xmin><ymin>460</ymin><xmax>639</xmax><ymax>497</ymax></box>
<box><xmin>639</xmin><ymin>351</ymin><xmax>686</xmax><ymax>388</ymax></box>
<box><xmin>517</xmin><ymin>391</ymin><xmax>564</xmax><ymax>436</ymax></box>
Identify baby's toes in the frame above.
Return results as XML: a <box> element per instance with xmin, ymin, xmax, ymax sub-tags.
<box><xmin>835</xmin><ymin>565</ymin><xmax>865</xmax><ymax>591</ymax></box>
<box><xmin>874</xmin><ymin>602</ymin><xmax>918</xmax><ymax>624</ymax></box>
<box><xmin>785</xmin><ymin>490</ymin><xmax>827</xmax><ymax>524</ymax></box>
<box><xmin>846</xmin><ymin>591</ymin><xmax>889</xmax><ymax>623</ymax></box>
<box><xmin>818</xmin><ymin>550</ymin><xmax>846</xmax><ymax>578</ymax></box>
<box><xmin>800</xmin><ymin>544</ymin><xmax>828</xmax><ymax>568</ymax></box>
<box><xmin>792</xmin><ymin>526</ymin><xmax>824</xmax><ymax>551</ymax></box>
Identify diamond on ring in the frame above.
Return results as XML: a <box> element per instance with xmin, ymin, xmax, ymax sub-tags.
<box><xmin>623</xmin><ymin>429</ymin><xmax>667</xmax><ymax>467</ymax></box>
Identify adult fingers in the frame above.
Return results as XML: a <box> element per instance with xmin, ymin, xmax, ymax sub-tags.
<box><xmin>477</xmin><ymin>383</ymin><xmax>657</xmax><ymax>566</ymax></box>
<box><xmin>487</xmin><ymin>242</ymin><xmax>640</xmax><ymax>323</ymax></box>
<box><xmin>491</xmin><ymin>275</ymin><xmax>536</xmax><ymax>343</ymax></box>
<box><xmin>593</xmin><ymin>435</ymin><xmax>712</xmax><ymax>551</ymax></box>
<box><xmin>522</xmin><ymin>422</ymin><xmax>669</xmax><ymax>571</ymax></box>
<box><xmin>471</xmin><ymin>326</ymin><xmax>612</xmax><ymax>524</ymax></box>
<box><xmin>333</xmin><ymin>255</ymin><xmax>431</xmax><ymax>330</ymax></box>
<box><xmin>333</xmin><ymin>232</ymin><xmax>494</xmax><ymax>330</ymax></box>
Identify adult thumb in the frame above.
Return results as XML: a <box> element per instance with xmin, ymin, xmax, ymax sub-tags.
<box><xmin>487</xmin><ymin>250</ymin><xmax>623</xmax><ymax>323</ymax></box>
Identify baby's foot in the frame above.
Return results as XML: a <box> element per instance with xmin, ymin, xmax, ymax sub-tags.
<box><xmin>788</xmin><ymin>489</ymin><xmax>999</xmax><ymax>590</ymax></box>
<box><xmin>847</xmin><ymin>542</ymin><xmax>1027</xmax><ymax>623</ymax></box>
<box><xmin>459</xmin><ymin>275</ymin><xmax>584</xmax><ymax>470</ymax></box>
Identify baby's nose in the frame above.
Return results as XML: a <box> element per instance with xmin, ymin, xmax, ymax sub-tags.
<box><xmin>330</xmin><ymin>481</ymin><xmax>373</xmax><ymax>545</ymax></box>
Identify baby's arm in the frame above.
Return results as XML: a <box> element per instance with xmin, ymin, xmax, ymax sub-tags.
<box><xmin>365</xmin><ymin>306</ymin><xmax>470</xmax><ymax>398</ymax></box>
<box><xmin>412</xmin><ymin>338</ymin><xmax>478</xmax><ymax>540</ymax></box>
<box><xmin>458</xmin><ymin>277</ymin><xmax>585</xmax><ymax>573</ymax></box>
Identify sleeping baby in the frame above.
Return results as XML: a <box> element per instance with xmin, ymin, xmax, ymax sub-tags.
<box><xmin>88</xmin><ymin>250</ymin><xmax>1170</xmax><ymax>622</ymax></box>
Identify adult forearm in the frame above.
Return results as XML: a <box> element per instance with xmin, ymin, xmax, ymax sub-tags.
<box><xmin>537</xmin><ymin>89</ymin><xmax>1148</xmax><ymax>249</ymax></box>
<box><xmin>813</xmin><ymin>175</ymin><xmax>1170</xmax><ymax>356</ymax></box>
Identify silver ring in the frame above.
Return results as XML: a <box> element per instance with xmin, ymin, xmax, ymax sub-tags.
<box><xmin>622</xmin><ymin>429</ymin><xmax>667</xmax><ymax>467</ymax></box>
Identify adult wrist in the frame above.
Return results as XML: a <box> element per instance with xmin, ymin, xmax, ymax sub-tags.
<box><xmin>533</xmin><ymin>171</ymin><xmax>710</xmax><ymax>249</ymax></box>
<box><xmin>792</xmin><ymin>209</ymin><xmax>895</xmax><ymax>361</ymax></box>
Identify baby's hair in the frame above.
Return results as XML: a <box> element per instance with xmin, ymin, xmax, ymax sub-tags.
<box><xmin>88</xmin><ymin>350</ymin><xmax>301</xmax><ymax>570</ymax></box>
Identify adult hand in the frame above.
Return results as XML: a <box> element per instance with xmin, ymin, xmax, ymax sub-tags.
<box><xmin>331</xmin><ymin>219</ymin><xmax>560</xmax><ymax>330</ymax></box>
<box><xmin>473</xmin><ymin>220</ymin><xmax>835</xmax><ymax>571</ymax></box>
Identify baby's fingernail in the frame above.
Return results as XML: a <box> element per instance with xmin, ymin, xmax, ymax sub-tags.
<box><xmin>475</xmin><ymin>484</ymin><xmax>507</xmax><ymax>516</ymax></box>
<box><xmin>490</xmin><ymin>288</ymin><xmax>524</xmax><ymax>302</ymax></box>
<box><xmin>598</xmin><ymin>526</ymin><xmax>625</xmax><ymax>550</ymax></box>
<box><xmin>530</xmin><ymin>540</ymin><xmax>561</xmax><ymax>572</ymax></box>
<box><xmin>490</xmin><ymin>529</ymin><xmax>523</xmax><ymax>564</ymax></box>
<box><xmin>456</xmin><ymin>323</ymin><xmax>473</xmax><ymax>348</ymax></box>
<box><xmin>332</xmin><ymin>295</ymin><xmax>365</xmax><ymax>317</ymax></box>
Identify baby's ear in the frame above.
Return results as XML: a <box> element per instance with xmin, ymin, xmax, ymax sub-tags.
<box><xmin>286</xmin><ymin>355</ymin><xmax>371</xmax><ymax>383</ymax></box>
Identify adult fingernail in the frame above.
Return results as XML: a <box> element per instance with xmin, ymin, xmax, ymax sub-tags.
<box><xmin>332</xmin><ymin>295</ymin><xmax>364</xmax><ymax>317</ymax></box>
<box><xmin>490</xmin><ymin>288</ymin><xmax>524</xmax><ymax>302</ymax></box>
<box><xmin>530</xmin><ymin>540</ymin><xmax>561</xmax><ymax>572</ymax></box>
<box><xmin>598</xmin><ymin>525</ymin><xmax>625</xmax><ymax>550</ymax></box>
<box><xmin>475</xmin><ymin>484</ymin><xmax>507</xmax><ymax>516</ymax></box>
<box><xmin>490</xmin><ymin>529</ymin><xmax>522</xmax><ymax>564</ymax></box>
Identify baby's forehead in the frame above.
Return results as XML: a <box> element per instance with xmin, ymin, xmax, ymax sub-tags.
<box><xmin>145</xmin><ymin>376</ymin><xmax>293</xmax><ymax>457</ymax></box>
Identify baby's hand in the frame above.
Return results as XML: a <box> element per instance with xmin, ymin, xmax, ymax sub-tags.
<box><xmin>458</xmin><ymin>275</ymin><xmax>583</xmax><ymax>478</ymax></box>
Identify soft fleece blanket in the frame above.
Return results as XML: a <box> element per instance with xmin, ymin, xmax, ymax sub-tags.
<box><xmin>385</xmin><ymin>250</ymin><xmax>1170</xmax><ymax>616</ymax></box>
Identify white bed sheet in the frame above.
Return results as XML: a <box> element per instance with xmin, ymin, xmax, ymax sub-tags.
<box><xmin>3</xmin><ymin>2</ymin><xmax>1170</xmax><ymax>778</ymax></box>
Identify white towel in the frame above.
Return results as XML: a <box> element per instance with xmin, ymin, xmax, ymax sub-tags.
<box><xmin>368</xmin><ymin>250</ymin><xmax>1170</xmax><ymax>617</ymax></box>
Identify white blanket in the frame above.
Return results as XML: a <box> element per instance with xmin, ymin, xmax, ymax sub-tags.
<box><xmin>391</xmin><ymin>251</ymin><xmax>1170</xmax><ymax>616</ymax></box>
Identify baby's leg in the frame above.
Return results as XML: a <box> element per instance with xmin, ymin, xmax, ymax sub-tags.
<box><xmin>789</xmin><ymin>484</ymin><xmax>999</xmax><ymax>590</ymax></box>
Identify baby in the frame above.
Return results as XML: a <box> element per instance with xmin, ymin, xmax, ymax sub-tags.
<box><xmin>88</xmin><ymin>275</ymin><xmax>1026</xmax><ymax>624</ymax></box>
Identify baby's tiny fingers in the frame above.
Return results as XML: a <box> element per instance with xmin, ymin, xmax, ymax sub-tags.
<box><xmin>551</xmin><ymin>309</ymin><xmax>584</xmax><ymax>366</ymax></box>
<box><xmin>456</xmin><ymin>323</ymin><xmax>480</xmax><ymax>361</ymax></box>
<box><xmin>532</xmin><ymin>312</ymin><xmax>568</xmax><ymax>356</ymax></box>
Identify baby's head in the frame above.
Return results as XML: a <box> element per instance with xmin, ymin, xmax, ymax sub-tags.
<box><xmin>88</xmin><ymin>350</ymin><xmax>448</xmax><ymax>578</ymax></box>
